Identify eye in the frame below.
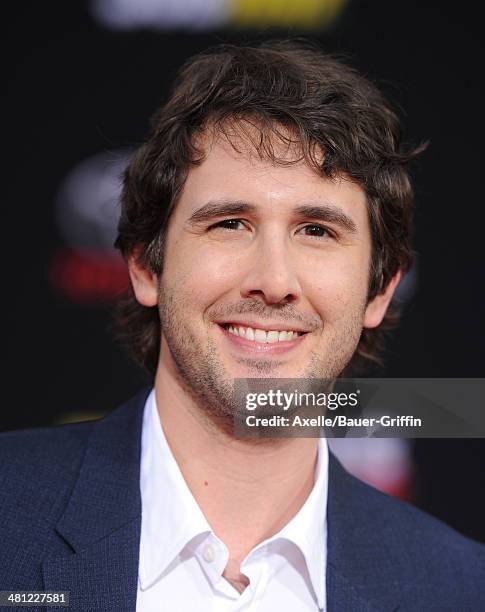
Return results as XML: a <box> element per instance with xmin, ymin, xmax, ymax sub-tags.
<box><xmin>299</xmin><ymin>224</ymin><xmax>335</xmax><ymax>239</ymax></box>
<box><xmin>208</xmin><ymin>219</ymin><xmax>246</xmax><ymax>231</ymax></box>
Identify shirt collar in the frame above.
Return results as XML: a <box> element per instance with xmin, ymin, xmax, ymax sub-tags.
<box><xmin>138</xmin><ymin>388</ymin><xmax>328</xmax><ymax>609</ymax></box>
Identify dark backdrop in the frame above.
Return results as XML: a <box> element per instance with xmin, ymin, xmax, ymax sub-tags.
<box><xmin>4</xmin><ymin>1</ymin><xmax>484</xmax><ymax>542</ymax></box>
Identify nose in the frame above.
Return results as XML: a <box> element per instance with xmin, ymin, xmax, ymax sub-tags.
<box><xmin>239</xmin><ymin>232</ymin><xmax>302</xmax><ymax>306</ymax></box>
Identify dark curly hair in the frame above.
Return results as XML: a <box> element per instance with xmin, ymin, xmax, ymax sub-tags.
<box><xmin>114</xmin><ymin>39</ymin><xmax>426</xmax><ymax>376</ymax></box>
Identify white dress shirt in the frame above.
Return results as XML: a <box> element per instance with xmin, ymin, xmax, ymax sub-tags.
<box><xmin>136</xmin><ymin>389</ymin><xmax>328</xmax><ymax>611</ymax></box>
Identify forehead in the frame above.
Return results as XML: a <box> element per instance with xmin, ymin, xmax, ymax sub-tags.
<box><xmin>176</xmin><ymin>127</ymin><xmax>369</xmax><ymax>227</ymax></box>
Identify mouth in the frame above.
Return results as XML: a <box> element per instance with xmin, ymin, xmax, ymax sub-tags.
<box><xmin>216</xmin><ymin>322</ymin><xmax>309</xmax><ymax>354</ymax></box>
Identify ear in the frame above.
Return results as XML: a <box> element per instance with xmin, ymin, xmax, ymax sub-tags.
<box><xmin>127</xmin><ymin>252</ymin><xmax>158</xmax><ymax>307</ymax></box>
<box><xmin>363</xmin><ymin>271</ymin><xmax>402</xmax><ymax>329</ymax></box>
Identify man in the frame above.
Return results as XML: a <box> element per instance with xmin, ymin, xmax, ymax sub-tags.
<box><xmin>1</xmin><ymin>40</ymin><xmax>484</xmax><ymax>611</ymax></box>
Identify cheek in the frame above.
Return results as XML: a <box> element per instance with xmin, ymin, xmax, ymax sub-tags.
<box><xmin>301</xmin><ymin>256</ymin><xmax>369</xmax><ymax>321</ymax></box>
<box><xmin>163</xmin><ymin>238</ymin><xmax>241</xmax><ymax>307</ymax></box>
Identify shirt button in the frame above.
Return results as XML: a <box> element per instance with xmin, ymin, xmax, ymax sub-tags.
<box><xmin>202</xmin><ymin>543</ymin><xmax>216</xmax><ymax>563</ymax></box>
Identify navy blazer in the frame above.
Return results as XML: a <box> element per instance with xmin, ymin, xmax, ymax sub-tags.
<box><xmin>1</xmin><ymin>388</ymin><xmax>484</xmax><ymax>611</ymax></box>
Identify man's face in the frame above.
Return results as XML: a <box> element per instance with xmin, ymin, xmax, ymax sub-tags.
<box><xmin>131</xmin><ymin>131</ymin><xmax>397</xmax><ymax>423</ymax></box>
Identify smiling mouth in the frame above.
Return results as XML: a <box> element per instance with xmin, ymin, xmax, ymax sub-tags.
<box><xmin>220</xmin><ymin>323</ymin><xmax>308</xmax><ymax>344</ymax></box>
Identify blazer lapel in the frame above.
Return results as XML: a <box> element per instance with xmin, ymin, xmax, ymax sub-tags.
<box><xmin>326</xmin><ymin>454</ymin><xmax>400</xmax><ymax>612</ymax></box>
<box><xmin>43</xmin><ymin>388</ymin><xmax>150</xmax><ymax>612</ymax></box>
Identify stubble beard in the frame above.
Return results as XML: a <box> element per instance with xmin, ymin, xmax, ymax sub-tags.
<box><xmin>157</xmin><ymin>280</ymin><xmax>365</xmax><ymax>436</ymax></box>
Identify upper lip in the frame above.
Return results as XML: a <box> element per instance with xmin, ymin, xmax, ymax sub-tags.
<box><xmin>216</xmin><ymin>320</ymin><xmax>310</xmax><ymax>333</ymax></box>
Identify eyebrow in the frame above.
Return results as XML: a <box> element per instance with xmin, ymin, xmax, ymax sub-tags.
<box><xmin>187</xmin><ymin>200</ymin><xmax>258</xmax><ymax>224</ymax></box>
<box><xmin>187</xmin><ymin>199</ymin><xmax>357</xmax><ymax>233</ymax></box>
<box><xmin>293</xmin><ymin>204</ymin><xmax>357</xmax><ymax>233</ymax></box>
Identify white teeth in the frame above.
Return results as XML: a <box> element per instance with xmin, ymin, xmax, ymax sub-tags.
<box><xmin>254</xmin><ymin>329</ymin><xmax>267</xmax><ymax>342</ymax></box>
<box><xmin>225</xmin><ymin>324</ymin><xmax>303</xmax><ymax>343</ymax></box>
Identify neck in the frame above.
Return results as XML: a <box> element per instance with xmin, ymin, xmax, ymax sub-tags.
<box><xmin>154</xmin><ymin>358</ymin><xmax>319</xmax><ymax>564</ymax></box>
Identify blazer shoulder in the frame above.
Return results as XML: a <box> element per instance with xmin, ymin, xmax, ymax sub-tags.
<box><xmin>0</xmin><ymin>420</ymin><xmax>97</xmax><ymax>504</ymax></box>
<box><xmin>332</xmin><ymin>459</ymin><xmax>485</xmax><ymax>585</ymax></box>
<box><xmin>0</xmin><ymin>391</ymin><xmax>147</xmax><ymax>590</ymax></box>
<box><xmin>0</xmin><ymin>387</ymin><xmax>149</xmax><ymax>491</ymax></box>
<box><xmin>0</xmin><ymin>418</ymin><xmax>95</xmax><ymax>467</ymax></box>
<box><xmin>0</xmin><ymin>421</ymin><xmax>99</xmax><ymax>581</ymax></box>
